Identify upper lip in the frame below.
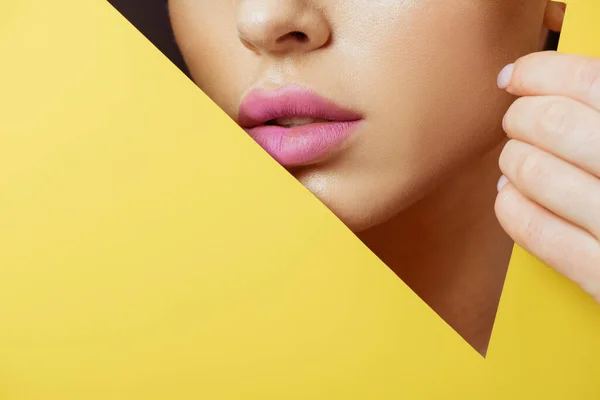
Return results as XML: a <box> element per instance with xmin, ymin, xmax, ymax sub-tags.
<box><xmin>237</xmin><ymin>85</ymin><xmax>362</xmax><ymax>129</ymax></box>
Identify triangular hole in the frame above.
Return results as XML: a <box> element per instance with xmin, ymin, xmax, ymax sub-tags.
<box><xmin>108</xmin><ymin>0</ymin><xmax>565</xmax><ymax>357</ymax></box>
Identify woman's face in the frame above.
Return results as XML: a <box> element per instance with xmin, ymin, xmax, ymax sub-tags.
<box><xmin>169</xmin><ymin>0</ymin><xmax>548</xmax><ymax>232</ymax></box>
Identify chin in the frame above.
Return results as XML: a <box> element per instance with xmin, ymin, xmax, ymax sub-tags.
<box><xmin>341</xmin><ymin>216</ymin><xmax>384</xmax><ymax>234</ymax></box>
<box><xmin>294</xmin><ymin>168</ymin><xmax>405</xmax><ymax>233</ymax></box>
<box><xmin>300</xmin><ymin>184</ymin><xmax>394</xmax><ymax>233</ymax></box>
<box><xmin>319</xmin><ymin>200</ymin><xmax>384</xmax><ymax>233</ymax></box>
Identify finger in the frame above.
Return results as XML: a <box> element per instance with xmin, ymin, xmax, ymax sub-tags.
<box><xmin>503</xmin><ymin>95</ymin><xmax>600</xmax><ymax>178</ymax></box>
<box><xmin>495</xmin><ymin>183</ymin><xmax>600</xmax><ymax>302</ymax></box>
<box><xmin>499</xmin><ymin>139</ymin><xmax>600</xmax><ymax>239</ymax></box>
<box><xmin>497</xmin><ymin>51</ymin><xmax>600</xmax><ymax>111</ymax></box>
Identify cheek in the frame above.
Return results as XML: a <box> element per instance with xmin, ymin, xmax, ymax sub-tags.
<box><xmin>168</xmin><ymin>1</ymin><xmax>249</xmax><ymax>117</ymax></box>
<box><xmin>306</xmin><ymin>3</ymin><xmax>545</xmax><ymax>229</ymax></box>
<box><xmin>359</xmin><ymin>3</ymin><xmax>543</xmax><ymax>164</ymax></box>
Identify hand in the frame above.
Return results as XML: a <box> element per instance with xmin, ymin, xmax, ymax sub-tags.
<box><xmin>495</xmin><ymin>51</ymin><xmax>600</xmax><ymax>303</ymax></box>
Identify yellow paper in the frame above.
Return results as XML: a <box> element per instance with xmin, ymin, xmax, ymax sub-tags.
<box><xmin>0</xmin><ymin>0</ymin><xmax>598</xmax><ymax>398</ymax></box>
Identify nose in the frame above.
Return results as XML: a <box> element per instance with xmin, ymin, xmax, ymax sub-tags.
<box><xmin>236</xmin><ymin>0</ymin><xmax>331</xmax><ymax>55</ymax></box>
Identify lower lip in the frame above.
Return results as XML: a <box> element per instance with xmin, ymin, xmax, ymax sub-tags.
<box><xmin>244</xmin><ymin>120</ymin><xmax>361</xmax><ymax>168</ymax></box>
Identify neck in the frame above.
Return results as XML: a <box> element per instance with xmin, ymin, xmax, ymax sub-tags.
<box><xmin>357</xmin><ymin>141</ymin><xmax>513</xmax><ymax>355</ymax></box>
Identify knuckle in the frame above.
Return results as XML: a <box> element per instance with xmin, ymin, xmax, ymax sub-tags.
<box><xmin>572</xmin><ymin>59</ymin><xmax>600</xmax><ymax>103</ymax></box>
<box><xmin>537</xmin><ymin>99</ymin><xmax>571</xmax><ymax>138</ymax></box>
<box><xmin>517</xmin><ymin>149</ymin><xmax>547</xmax><ymax>186</ymax></box>
<box><xmin>517</xmin><ymin>215</ymin><xmax>545</xmax><ymax>250</ymax></box>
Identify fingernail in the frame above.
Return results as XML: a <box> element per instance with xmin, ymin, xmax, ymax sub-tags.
<box><xmin>497</xmin><ymin>63</ymin><xmax>515</xmax><ymax>89</ymax></box>
<box><xmin>497</xmin><ymin>175</ymin><xmax>509</xmax><ymax>192</ymax></box>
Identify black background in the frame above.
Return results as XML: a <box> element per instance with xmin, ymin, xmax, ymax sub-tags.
<box><xmin>107</xmin><ymin>0</ymin><xmax>190</xmax><ymax>76</ymax></box>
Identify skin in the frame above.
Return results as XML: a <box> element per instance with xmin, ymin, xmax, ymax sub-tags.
<box><xmin>168</xmin><ymin>1</ymin><xmax>599</xmax><ymax>354</ymax></box>
<box><xmin>497</xmin><ymin>52</ymin><xmax>600</xmax><ymax>304</ymax></box>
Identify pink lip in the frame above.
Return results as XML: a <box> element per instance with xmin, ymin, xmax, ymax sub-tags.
<box><xmin>237</xmin><ymin>86</ymin><xmax>362</xmax><ymax>168</ymax></box>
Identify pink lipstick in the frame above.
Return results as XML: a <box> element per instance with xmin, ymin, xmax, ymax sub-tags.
<box><xmin>238</xmin><ymin>86</ymin><xmax>362</xmax><ymax>168</ymax></box>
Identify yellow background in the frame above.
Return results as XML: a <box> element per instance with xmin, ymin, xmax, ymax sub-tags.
<box><xmin>0</xmin><ymin>0</ymin><xmax>598</xmax><ymax>398</ymax></box>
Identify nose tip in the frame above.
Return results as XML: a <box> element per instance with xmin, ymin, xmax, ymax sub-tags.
<box><xmin>236</xmin><ymin>1</ymin><xmax>330</xmax><ymax>55</ymax></box>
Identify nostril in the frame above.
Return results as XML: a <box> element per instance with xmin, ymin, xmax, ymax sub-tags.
<box><xmin>290</xmin><ymin>31</ymin><xmax>308</xmax><ymax>41</ymax></box>
<box><xmin>277</xmin><ymin>31</ymin><xmax>308</xmax><ymax>44</ymax></box>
